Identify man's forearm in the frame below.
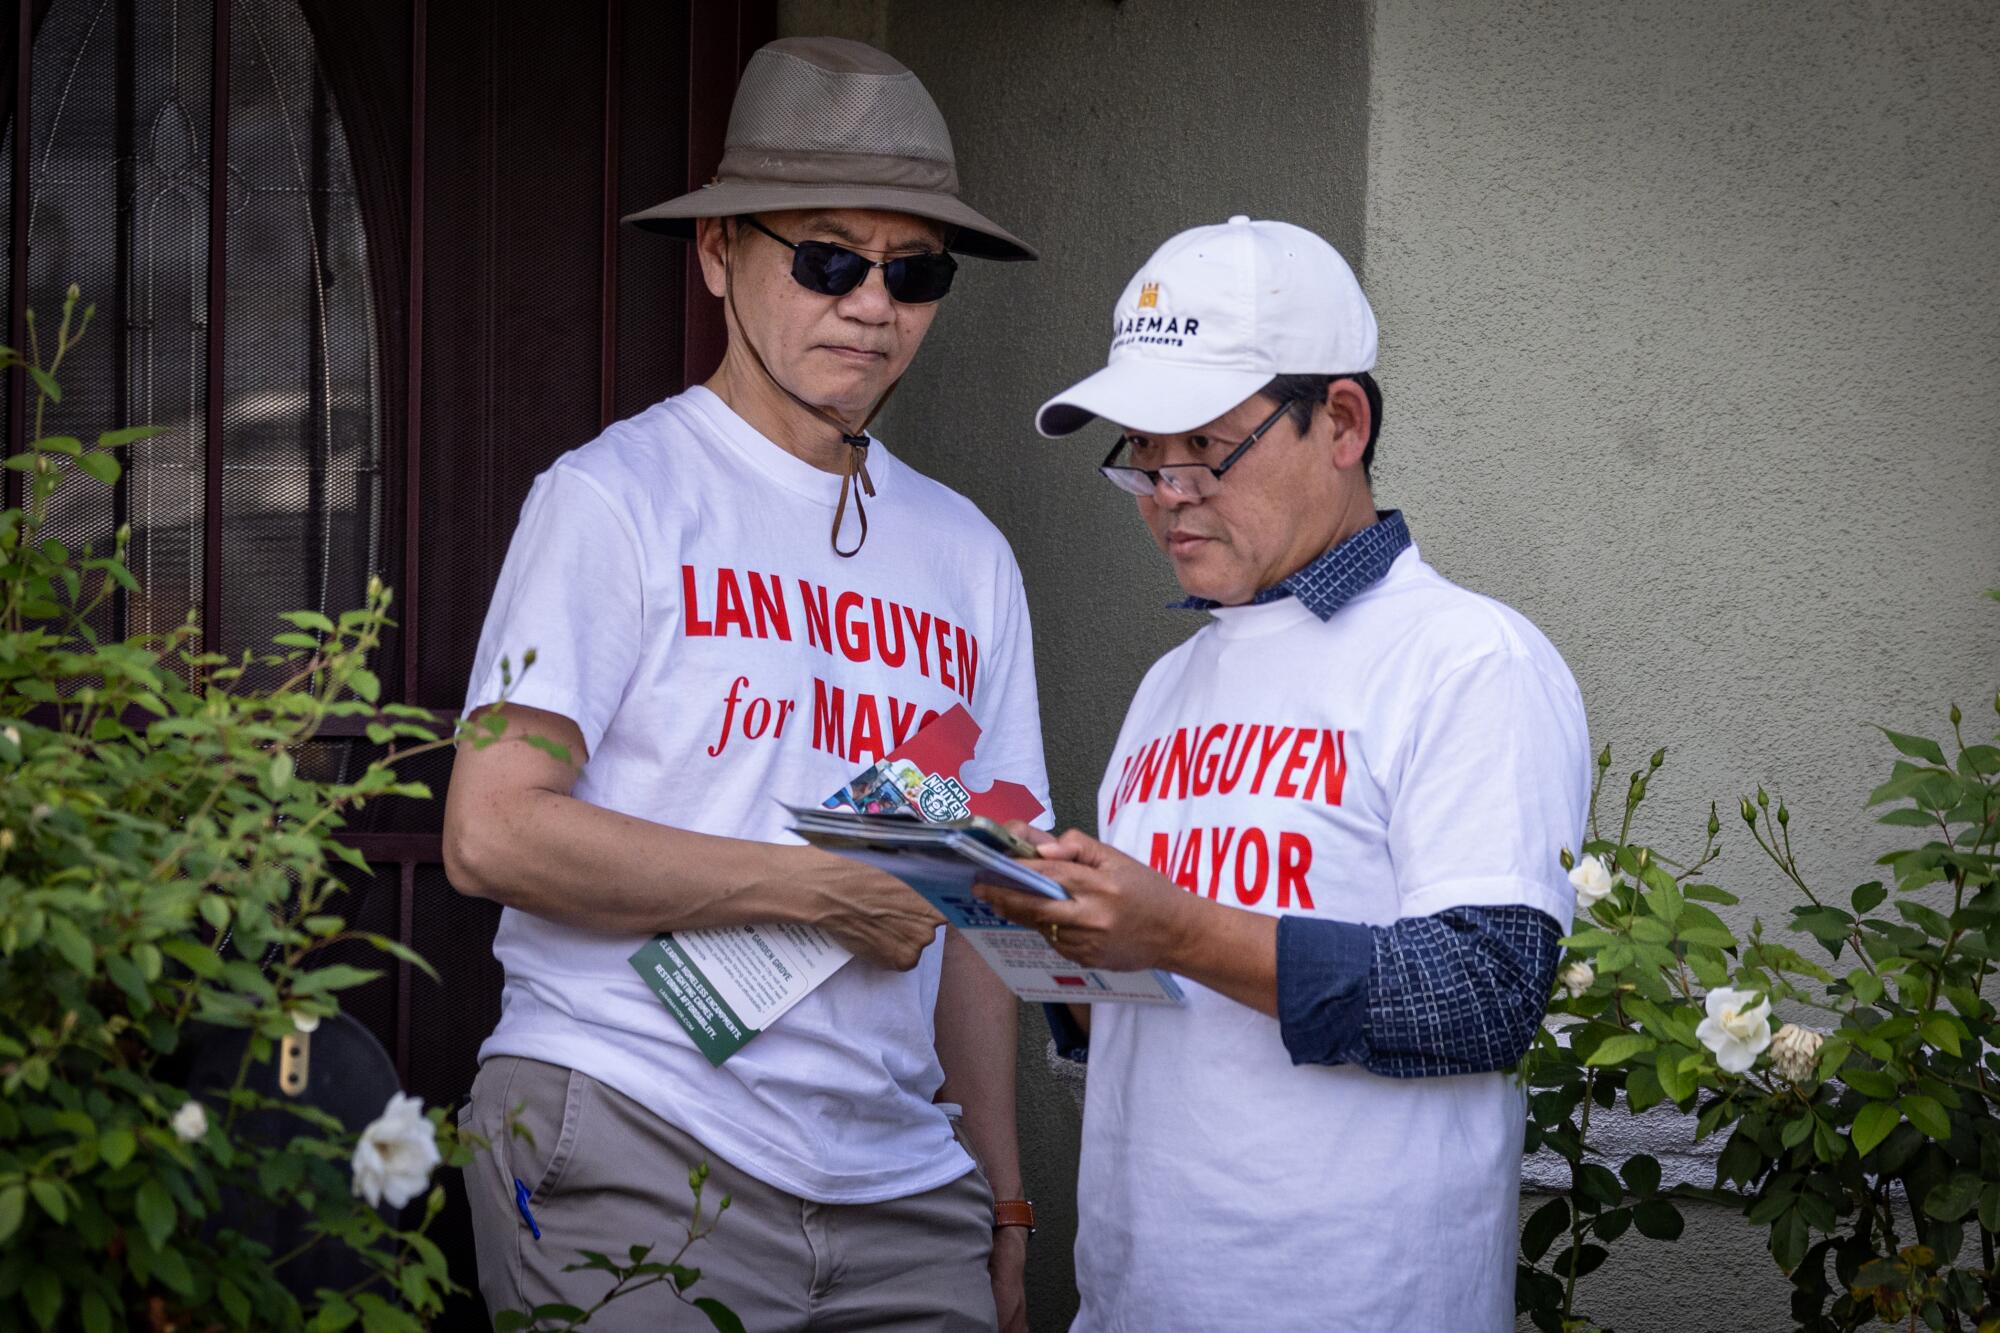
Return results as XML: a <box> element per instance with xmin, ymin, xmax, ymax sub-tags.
<box><xmin>933</xmin><ymin>932</ymin><xmax>1023</xmax><ymax>1199</ymax></box>
<box><xmin>1162</xmin><ymin>898</ymin><xmax>1280</xmax><ymax>1019</ymax></box>
<box><xmin>445</xmin><ymin>783</ymin><xmax>811</xmax><ymax>935</ymax></box>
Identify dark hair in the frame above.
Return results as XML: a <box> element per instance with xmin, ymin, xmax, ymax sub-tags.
<box><xmin>1261</xmin><ymin>372</ymin><xmax>1383</xmax><ymax>479</ymax></box>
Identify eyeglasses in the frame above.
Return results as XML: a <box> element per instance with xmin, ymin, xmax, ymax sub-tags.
<box><xmin>1098</xmin><ymin>399</ymin><xmax>1298</xmax><ymax>499</ymax></box>
<box><xmin>744</xmin><ymin>216</ymin><xmax>959</xmax><ymax>304</ymax></box>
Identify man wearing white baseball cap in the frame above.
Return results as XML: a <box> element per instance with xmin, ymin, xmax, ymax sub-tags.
<box><xmin>977</xmin><ymin>217</ymin><xmax>1592</xmax><ymax>1330</ymax></box>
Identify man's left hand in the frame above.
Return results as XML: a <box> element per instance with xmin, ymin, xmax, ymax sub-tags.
<box><xmin>990</xmin><ymin>1225</ymin><xmax>1028</xmax><ymax>1333</ymax></box>
<box><xmin>975</xmin><ymin>828</ymin><xmax>1199</xmax><ymax>973</ymax></box>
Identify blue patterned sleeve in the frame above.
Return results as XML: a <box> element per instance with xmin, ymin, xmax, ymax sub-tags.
<box><xmin>1277</xmin><ymin>905</ymin><xmax>1562</xmax><ymax>1077</ymax></box>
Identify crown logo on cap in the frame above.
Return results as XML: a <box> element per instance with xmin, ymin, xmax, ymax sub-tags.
<box><xmin>1137</xmin><ymin>282</ymin><xmax>1160</xmax><ymax>310</ymax></box>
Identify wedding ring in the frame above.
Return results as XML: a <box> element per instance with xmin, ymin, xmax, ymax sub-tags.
<box><xmin>1046</xmin><ymin>922</ymin><xmax>1061</xmax><ymax>946</ymax></box>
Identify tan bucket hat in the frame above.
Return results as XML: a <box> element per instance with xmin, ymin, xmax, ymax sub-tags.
<box><xmin>623</xmin><ymin>36</ymin><xmax>1035</xmax><ymax>262</ymax></box>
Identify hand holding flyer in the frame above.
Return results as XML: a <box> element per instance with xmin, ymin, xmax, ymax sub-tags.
<box><xmin>628</xmin><ymin>705</ymin><xmax>1066</xmax><ymax>1066</ymax></box>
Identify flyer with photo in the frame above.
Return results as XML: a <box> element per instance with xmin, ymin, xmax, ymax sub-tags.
<box><xmin>628</xmin><ymin>705</ymin><xmax>1049</xmax><ymax>1066</ymax></box>
<box><xmin>787</xmin><ymin>804</ymin><xmax>1185</xmax><ymax>1006</ymax></box>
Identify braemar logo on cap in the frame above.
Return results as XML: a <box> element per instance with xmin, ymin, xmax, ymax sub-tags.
<box><xmin>1035</xmin><ymin>214</ymin><xmax>1377</xmax><ymax>439</ymax></box>
<box><xmin>1112</xmin><ymin>278</ymin><xmax>1203</xmax><ymax>354</ymax></box>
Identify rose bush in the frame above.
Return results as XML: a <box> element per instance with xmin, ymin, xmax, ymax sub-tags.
<box><xmin>1517</xmin><ymin>649</ymin><xmax>2000</xmax><ymax>1333</ymax></box>
<box><xmin>0</xmin><ymin>295</ymin><xmax>740</xmax><ymax>1332</ymax></box>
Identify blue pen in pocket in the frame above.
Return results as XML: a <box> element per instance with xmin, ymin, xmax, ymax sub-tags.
<box><xmin>513</xmin><ymin>1177</ymin><xmax>542</xmax><ymax>1240</ymax></box>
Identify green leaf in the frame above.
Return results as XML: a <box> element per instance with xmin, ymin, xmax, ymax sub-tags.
<box><xmin>1894</xmin><ymin>900</ymin><xmax>1951</xmax><ymax>938</ymax></box>
<box><xmin>1980</xmin><ymin>1183</ymin><xmax>2000</xmax><ymax>1235</ymax></box>
<box><xmin>80</xmin><ymin>1291</ymin><xmax>112</xmax><ymax>1333</ymax></box>
<box><xmin>150</xmin><ymin>1244</ymin><xmax>195</xmax><ymax>1295</ymax></box>
<box><xmin>692</xmin><ymin>1297</ymin><xmax>748</xmax><ymax>1333</ymax></box>
<box><xmin>104</xmin><ymin>952</ymin><xmax>151</xmax><ymax>1007</ymax></box>
<box><xmin>0</xmin><ymin>1183</ymin><xmax>23</xmax><ymax>1244</ymax></box>
<box><xmin>312</xmin><ymin>1295</ymin><xmax>359</xmax><ymax>1332</ymax></box>
<box><xmin>1521</xmin><ymin>1196</ymin><xmax>1570</xmax><ymax>1262</ymax></box>
<box><xmin>1899</xmin><ymin>1094</ymin><xmax>1949</xmax><ymax>1140</ymax></box>
<box><xmin>1921</xmin><ymin>1172</ymin><xmax>1981</xmax><ymax>1222</ymax></box>
<box><xmin>100</xmin><ymin>1125</ymin><xmax>136</xmax><ymax>1169</ymax></box>
<box><xmin>1919</xmin><ymin>1012</ymin><xmax>1963</xmax><ymax>1056</ymax></box>
<box><xmin>23</xmin><ymin>1266</ymin><xmax>60</xmax><ymax>1330</ymax></box>
<box><xmin>1769</xmin><ymin>1207</ymin><xmax>1810</xmax><ymax>1272</ymax></box>
<box><xmin>1852</xmin><ymin>1102</ymin><xmax>1900</xmax><ymax>1156</ymax></box>
<box><xmin>1620</xmin><ymin>1153</ymin><xmax>1661</xmax><ymax>1197</ymax></box>
<box><xmin>1684</xmin><ymin>883</ymin><xmax>1740</xmax><ymax>906</ymax></box>
<box><xmin>1575</xmin><ymin>1161</ymin><xmax>1623</xmax><ymax>1209</ymax></box>
<box><xmin>135</xmin><ymin>1177</ymin><xmax>176</xmax><ymax>1249</ymax></box>
<box><xmin>218</xmin><ymin>1280</ymin><xmax>251</xmax><ymax>1326</ymax></box>
<box><xmin>1584</xmin><ymin>1033</ymin><xmax>1657</xmax><ymax>1067</ymax></box>
<box><xmin>292</xmin><ymin>964</ymin><xmax>384</xmax><ymax>995</ymax></box>
<box><xmin>1841</xmin><ymin>1067</ymin><xmax>1899</xmax><ymax>1098</ymax></box>
<box><xmin>98</xmin><ymin>423</ymin><xmax>163</xmax><ymax>447</ymax></box>
<box><xmin>28</xmin><ymin>1179</ymin><xmax>66</xmax><ymax>1223</ymax></box>
<box><xmin>359</xmin><ymin>933</ymin><xmax>442</xmax><ymax>984</ymax></box>
<box><xmin>1629</xmin><ymin>916</ymin><xmax>1672</xmax><ymax>945</ymax></box>
<box><xmin>1878</xmin><ymin>727</ymin><xmax>1946</xmax><ymax>766</ymax></box>
<box><xmin>76</xmin><ymin>450</ymin><xmax>120</xmax><ymax>486</ymax></box>
<box><xmin>1648</xmin><ymin>878</ymin><xmax>1685</xmax><ymax>926</ymax></box>
<box><xmin>1851</xmin><ymin>882</ymin><xmax>1887</xmax><ymax>915</ymax></box>
<box><xmin>1624</xmin><ymin>1064</ymin><xmax>1664</xmax><ymax>1114</ymax></box>
<box><xmin>349</xmin><ymin>667</ymin><xmax>382</xmax><ymax>704</ymax></box>
<box><xmin>526</xmin><ymin>1306</ymin><xmax>587</xmax><ymax>1321</ymax></box>
<box><xmin>46</xmin><ymin>915</ymin><xmax>94</xmax><ymax>974</ymax></box>
<box><xmin>491</xmin><ymin>1316</ymin><xmax>531</xmax><ymax>1333</ymax></box>
<box><xmin>278</xmin><ymin>609</ymin><xmax>338</xmax><ymax>635</ymax></box>
<box><xmin>1633</xmin><ymin>1198</ymin><xmax>1684</xmax><ymax>1240</ymax></box>
<box><xmin>1654</xmin><ymin>1047</ymin><xmax>1696</xmax><ymax>1104</ymax></box>
<box><xmin>160</xmin><ymin>938</ymin><xmax>225</xmax><ymax>979</ymax></box>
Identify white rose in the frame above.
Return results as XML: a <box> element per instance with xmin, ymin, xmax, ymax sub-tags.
<box><xmin>1568</xmin><ymin>855</ymin><xmax>1614</xmax><ymax>906</ymax></box>
<box><xmin>1769</xmin><ymin>1023</ymin><xmax>1824</xmax><ymax>1083</ymax></box>
<box><xmin>1695</xmin><ymin>987</ymin><xmax>1773</xmax><ymax>1074</ymax></box>
<box><xmin>350</xmin><ymin>1092</ymin><xmax>441</xmax><ymax>1210</ymax></box>
<box><xmin>1560</xmin><ymin>961</ymin><xmax>1595</xmax><ymax>998</ymax></box>
<box><xmin>171</xmin><ymin>1100</ymin><xmax>208</xmax><ymax>1143</ymax></box>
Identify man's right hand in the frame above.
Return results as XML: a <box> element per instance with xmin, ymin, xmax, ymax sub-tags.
<box><xmin>788</xmin><ymin>846</ymin><xmax>946</xmax><ymax>971</ymax></box>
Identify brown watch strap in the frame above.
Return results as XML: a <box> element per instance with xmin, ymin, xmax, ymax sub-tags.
<box><xmin>993</xmin><ymin>1199</ymin><xmax>1036</xmax><ymax>1234</ymax></box>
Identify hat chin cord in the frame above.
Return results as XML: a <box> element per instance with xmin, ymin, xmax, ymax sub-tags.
<box><xmin>723</xmin><ymin>254</ymin><xmax>900</xmax><ymax>558</ymax></box>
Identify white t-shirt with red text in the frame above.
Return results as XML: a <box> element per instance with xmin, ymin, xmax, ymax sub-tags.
<box><xmin>462</xmin><ymin>386</ymin><xmax>1050</xmax><ymax>1204</ymax></box>
<box><xmin>1073</xmin><ymin>546</ymin><xmax>1588</xmax><ymax>1332</ymax></box>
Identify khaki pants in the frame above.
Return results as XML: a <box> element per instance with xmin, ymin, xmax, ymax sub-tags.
<box><xmin>464</xmin><ymin>1056</ymin><xmax>998</xmax><ymax>1332</ymax></box>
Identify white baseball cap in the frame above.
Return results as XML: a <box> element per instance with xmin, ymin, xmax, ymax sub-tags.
<box><xmin>1036</xmin><ymin>215</ymin><xmax>1377</xmax><ymax>438</ymax></box>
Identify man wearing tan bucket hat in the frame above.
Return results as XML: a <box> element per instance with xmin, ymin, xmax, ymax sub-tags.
<box><xmin>445</xmin><ymin>37</ymin><xmax>1047</xmax><ymax>1331</ymax></box>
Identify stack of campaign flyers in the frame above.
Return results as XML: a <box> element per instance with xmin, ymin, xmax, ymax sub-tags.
<box><xmin>629</xmin><ymin>705</ymin><xmax>1181</xmax><ymax>1067</ymax></box>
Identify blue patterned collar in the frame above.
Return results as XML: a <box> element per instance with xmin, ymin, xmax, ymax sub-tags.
<box><xmin>1173</xmin><ymin>510</ymin><xmax>1411</xmax><ymax>621</ymax></box>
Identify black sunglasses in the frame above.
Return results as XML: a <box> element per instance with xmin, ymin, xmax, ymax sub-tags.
<box><xmin>743</xmin><ymin>216</ymin><xmax>958</xmax><ymax>304</ymax></box>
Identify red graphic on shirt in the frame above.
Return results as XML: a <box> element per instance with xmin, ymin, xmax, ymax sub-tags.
<box><xmin>1147</xmin><ymin>826</ymin><xmax>1315</xmax><ymax>908</ymax></box>
<box><xmin>680</xmin><ymin>565</ymin><xmax>981</xmax><ymax>701</ymax></box>
<box><xmin>681</xmin><ymin>565</ymin><xmax>991</xmax><ymax>768</ymax></box>
<box><xmin>876</xmin><ymin>703</ymin><xmax>1043</xmax><ymax>824</ymax></box>
<box><xmin>1107</xmin><ymin>724</ymin><xmax>1345</xmax><ymax>823</ymax></box>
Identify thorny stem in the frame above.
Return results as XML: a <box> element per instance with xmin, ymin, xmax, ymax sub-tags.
<box><xmin>1562</xmin><ymin>1070</ymin><xmax>1597</xmax><ymax>1319</ymax></box>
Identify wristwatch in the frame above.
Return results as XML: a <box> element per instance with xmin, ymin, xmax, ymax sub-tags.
<box><xmin>993</xmin><ymin>1199</ymin><xmax>1036</xmax><ymax>1236</ymax></box>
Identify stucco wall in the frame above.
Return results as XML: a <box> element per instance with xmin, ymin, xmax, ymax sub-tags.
<box><xmin>776</xmin><ymin>1</ymin><xmax>2000</xmax><ymax>1329</ymax></box>
<box><xmin>1368</xmin><ymin>4</ymin><xmax>1999</xmax><ymax>1322</ymax></box>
